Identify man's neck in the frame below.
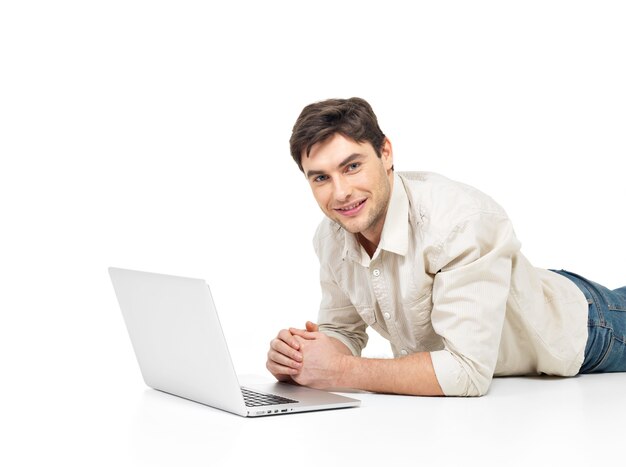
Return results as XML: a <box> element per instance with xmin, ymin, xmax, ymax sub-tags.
<box><xmin>357</xmin><ymin>233</ymin><xmax>378</xmax><ymax>258</ymax></box>
<box><xmin>355</xmin><ymin>169</ymin><xmax>395</xmax><ymax>259</ymax></box>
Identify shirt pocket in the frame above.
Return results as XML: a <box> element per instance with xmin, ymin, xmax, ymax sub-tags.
<box><xmin>404</xmin><ymin>293</ymin><xmax>433</xmax><ymax>326</ymax></box>
<box><xmin>402</xmin><ymin>293</ymin><xmax>442</xmax><ymax>351</ymax></box>
<box><xmin>355</xmin><ymin>305</ymin><xmax>377</xmax><ymax>326</ymax></box>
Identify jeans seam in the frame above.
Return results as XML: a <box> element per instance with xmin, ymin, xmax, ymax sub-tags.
<box><xmin>584</xmin><ymin>328</ymin><xmax>615</xmax><ymax>373</ymax></box>
<box><xmin>595</xmin><ymin>336</ymin><xmax>614</xmax><ymax>372</ymax></box>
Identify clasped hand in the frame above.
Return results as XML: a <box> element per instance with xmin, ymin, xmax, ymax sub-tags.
<box><xmin>266</xmin><ymin>321</ymin><xmax>348</xmax><ymax>389</ymax></box>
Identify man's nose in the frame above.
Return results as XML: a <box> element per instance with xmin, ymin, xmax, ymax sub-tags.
<box><xmin>332</xmin><ymin>176</ymin><xmax>352</xmax><ymax>202</ymax></box>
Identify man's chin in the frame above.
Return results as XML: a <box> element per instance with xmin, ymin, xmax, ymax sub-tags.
<box><xmin>332</xmin><ymin>217</ymin><xmax>364</xmax><ymax>234</ymax></box>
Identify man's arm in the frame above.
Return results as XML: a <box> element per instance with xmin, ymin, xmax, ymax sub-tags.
<box><xmin>426</xmin><ymin>212</ymin><xmax>520</xmax><ymax>396</ymax></box>
<box><xmin>290</xmin><ymin>323</ymin><xmax>444</xmax><ymax>396</ymax></box>
<box><xmin>341</xmin><ymin>352</ymin><xmax>444</xmax><ymax>396</ymax></box>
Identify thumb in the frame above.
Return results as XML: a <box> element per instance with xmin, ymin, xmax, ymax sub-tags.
<box><xmin>305</xmin><ymin>321</ymin><xmax>319</xmax><ymax>332</ymax></box>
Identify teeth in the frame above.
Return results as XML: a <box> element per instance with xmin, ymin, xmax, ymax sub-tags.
<box><xmin>340</xmin><ymin>201</ymin><xmax>362</xmax><ymax>211</ymax></box>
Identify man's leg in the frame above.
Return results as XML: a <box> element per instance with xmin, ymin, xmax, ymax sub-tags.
<box><xmin>612</xmin><ymin>286</ymin><xmax>626</xmax><ymax>301</ymax></box>
<box><xmin>550</xmin><ymin>269</ymin><xmax>626</xmax><ymax>373</ymax></box>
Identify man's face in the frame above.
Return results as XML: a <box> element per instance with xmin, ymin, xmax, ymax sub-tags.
<box><xmin>301</xmin><ymin>133</ymin><xmax>394</xmax><ymax>245</ymax></box>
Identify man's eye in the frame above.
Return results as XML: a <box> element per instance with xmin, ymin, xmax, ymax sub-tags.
<box><xmin>347</xmin><ymin>163</ymin><xmax>360</xmax><ymax>171</ymax></box>
<box><xmin>314</xmin><ymin>175</ymin><xmax>328</xmax><ymax>183</ymax></box>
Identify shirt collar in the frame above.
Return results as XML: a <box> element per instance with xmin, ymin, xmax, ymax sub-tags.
<box><xmin>342</xmin><ymin>172</ymin><xmax>409</xmax><ymax>264</ymax></box>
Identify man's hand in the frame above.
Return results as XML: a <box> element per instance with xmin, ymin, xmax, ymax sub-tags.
<box><xmin>289</xmin><ymin>322</ymin><xmax>351</xmax><ymax>389</ymax></box>
<box><xmin>266</xmin><ymin>327</ymin><xmax>304</xmax><ymax>382</ymax></box>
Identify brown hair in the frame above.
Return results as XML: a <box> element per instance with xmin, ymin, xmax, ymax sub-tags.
<box><xmin>289</xmin><ymin>97</ymin><xmax>386</xmax><ymax>172</ymax></box>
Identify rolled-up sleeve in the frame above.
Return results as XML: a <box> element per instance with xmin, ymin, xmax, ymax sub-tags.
<box><xmin>316</xmin><ymin>263</ymin><xmax>369</xmax><ymax>356</ymax></box>
<box><xmin>428</xmin><ymin>212</ymin><xmax>521</xmax><ymax>396</ymax></box>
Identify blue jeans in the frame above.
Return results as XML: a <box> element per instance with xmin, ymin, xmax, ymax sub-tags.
<box><xmin>550</xmin><ymin>269</ymin><xmax>626</xmax><ymax>373</ymax></box>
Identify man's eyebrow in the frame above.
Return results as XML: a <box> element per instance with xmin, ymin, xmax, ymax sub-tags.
<box><xmin>305</xmin><ymin>153</ymin><xmax>365</xmax><ymax>179</ymax></box>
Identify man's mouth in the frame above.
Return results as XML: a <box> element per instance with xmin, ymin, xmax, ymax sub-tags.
<box><xmin>334</xmin><ymin>199</ymin><xmax>366</xmax><ymax>216</ymax></box>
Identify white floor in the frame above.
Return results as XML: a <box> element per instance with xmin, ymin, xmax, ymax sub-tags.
<box><xmin>5</xmin><ymin>370</ymin><xmax>625</xmax><ymax>466</ymax></box>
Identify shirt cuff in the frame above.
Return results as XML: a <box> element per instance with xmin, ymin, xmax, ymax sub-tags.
<box><xmin>319</xmin><ymin>330</ymin><xmax>360</xmax><ymax>357</ymax></box>
<box><xmin>430</xmin><ymin>350</ymin><xmax>474</xmax><ymax>396</ymax></box>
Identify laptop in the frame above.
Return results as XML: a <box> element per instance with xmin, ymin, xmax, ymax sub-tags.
<box><xmin>108</xmin><ymin>267</ymin><xmax>360</xmax><ymax>417</ymax></box>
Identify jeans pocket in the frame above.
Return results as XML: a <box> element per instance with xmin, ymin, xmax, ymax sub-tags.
<box><xmin>582</xmin><ymin>326</ymin><xmax>615</xmax><ymax>373</ymax></box>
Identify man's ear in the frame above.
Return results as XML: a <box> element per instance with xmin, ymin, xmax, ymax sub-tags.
<box><xmin>381</xmin><ymin>137</ymin><xmax>394</xmax><ymax>172</ymax></box>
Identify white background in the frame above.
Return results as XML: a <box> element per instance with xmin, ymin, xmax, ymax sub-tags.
<box><xmin>1</xmin><ymin>1</ymin><xmax>625</xmax><ymax>465</ymax></box>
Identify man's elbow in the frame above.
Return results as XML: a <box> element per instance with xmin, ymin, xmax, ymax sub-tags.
<box><xmin>442</xmin><ymin>372</ymin><xmax>492</xmax><ymax>397</ymax></box>
<box><xmin>459</xmin><ymin>377</ymin><xmax>492</xmax><ymax>397</ymax></box>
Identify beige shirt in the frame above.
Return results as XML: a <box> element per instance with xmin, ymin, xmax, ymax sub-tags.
<box><xmin>314</xmin><ymin>171</ymin><xmax>588</xmax><ymax>396</ymax></box>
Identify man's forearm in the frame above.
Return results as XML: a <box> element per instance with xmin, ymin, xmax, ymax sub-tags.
<box><xmin>338</xmin><ymin>352</ymin><xmax>445</xmax><ymax>396</ymax></box>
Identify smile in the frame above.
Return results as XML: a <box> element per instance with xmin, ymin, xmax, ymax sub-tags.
<box><xmin>334</xmin><ymin>199</ymin><xmax>366</xmax><ymax>216</ymax></box>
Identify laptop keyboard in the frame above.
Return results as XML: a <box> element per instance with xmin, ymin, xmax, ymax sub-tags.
<box><xmin>241</xmin><ymin>387</ymin><xmax>298</xmax><ymax>407</ymax></box>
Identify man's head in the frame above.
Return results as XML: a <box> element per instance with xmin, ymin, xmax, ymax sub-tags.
<box><xmin>289</xmin><ymin>98</ymin><xmax>394</xmax><ymax>248</ymax></box>
<box><xmin>289</xmin><ymin>97</ymin><xmax>386</xmax><ymax>172</ymax></box>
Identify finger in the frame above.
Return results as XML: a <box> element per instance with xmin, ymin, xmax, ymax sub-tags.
<box><xmin>268</xmin><ymin>348</ymin><xmax>303</xmax><ymax>369</ymax></box>
<box><xmin>289</xmin><ymin>327</ymin><xmax>308</xmax><ymax>338</ymax></box>
<box><xmin>277</xmin><ymin>329</ymin><xmax>301</xmax><ymax>350</ymax></box>
<box><xmin>306</xmin><ymin>321</ymin><xmax>319</xmax><ymax>332</ymax></box>
<box><xmin>290</xmin><ymin>328</ymin><xmax>319</xmax><ymax>340</ymax></box>
<box><xmin>267</xmin><ymin>363</ymin><xmax>300</xmax><ymax>377</ymax></box>
<box><xmin>266</xmin><ymin>356</ymin><xmax>301</xmax><ymax>376</ymax></box>
<box><xmin>270</xmin><ymin>339</ymin><xmax>303</xmax><ymax>363</ymax></box>
<box><xmin>290</xmin><ymin>321</ymin><xmax>319</xmax><ymax>336</ymax></box>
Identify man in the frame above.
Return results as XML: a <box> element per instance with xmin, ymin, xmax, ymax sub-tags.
<box><xmin>266</xmin><ymin>97</ymin><xmax>626</xmax><ymax>396</ymax></box>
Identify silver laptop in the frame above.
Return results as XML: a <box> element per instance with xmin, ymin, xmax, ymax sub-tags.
<box><xmin>108</xmin><ymin>267</ymin><xmax>360</xmax><ymax>417</ymax></box>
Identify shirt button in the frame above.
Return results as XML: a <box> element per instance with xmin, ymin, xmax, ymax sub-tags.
<box><xmin>372</xmin><ymin>269</ymin><xmax>380</xmax><ymax>277</ymax></box>
<box><xmin>384</xmin><ymin>312</ymin><xmax>391</xmax><ymax>320</ymax></box>
<box><xmin>400</xmin><ymin>350</ymin><xmax>408</xmax><ymax>356</ymax></box>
